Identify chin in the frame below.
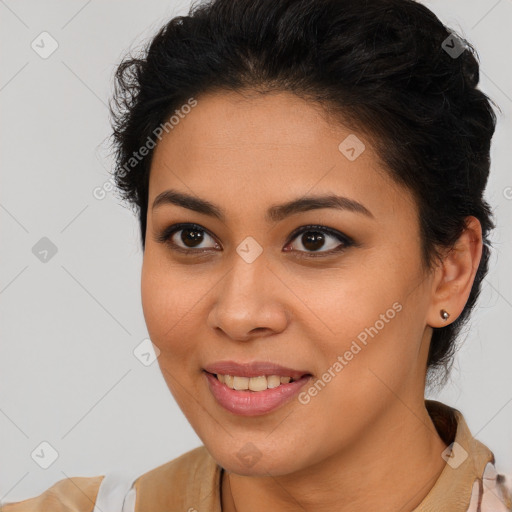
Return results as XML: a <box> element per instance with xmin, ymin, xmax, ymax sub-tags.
<box><xmin>202</xmin><ymin>436</ymin><xmax>310</xmax><ymax>477</ymax></box>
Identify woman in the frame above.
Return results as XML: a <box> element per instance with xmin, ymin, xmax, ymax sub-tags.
<box><xmin>4</xmin><ymin>0</ymin><xmax>511</xmax><ymax>510</ymax></box>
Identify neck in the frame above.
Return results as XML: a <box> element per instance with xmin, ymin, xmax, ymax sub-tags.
<box><xmin>221</xmin><ymin>400</ymin><xmax>448</xmax><ymax>512</ymax></box>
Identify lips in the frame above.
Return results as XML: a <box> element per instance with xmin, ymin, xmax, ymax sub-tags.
<box><xmin>203</xmin><ymin>360</ymin><xmax>312</xmax><ymax>381</ymax></box>
<box><xmin>204</xmin><ymin>371</ymin><xmax>313</xmax><ymax>416</ymax></box>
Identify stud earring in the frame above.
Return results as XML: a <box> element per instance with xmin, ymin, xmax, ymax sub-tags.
<box><xmin>440</xmin><ymin>309</ymin><xmax>450</xmax><ymax>321</ymax></box>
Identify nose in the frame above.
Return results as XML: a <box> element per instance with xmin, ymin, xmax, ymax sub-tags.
<box><xmin>206</xmin><ymin>257</ymin><xmax>291</xmax><ymax>342</ymax></box>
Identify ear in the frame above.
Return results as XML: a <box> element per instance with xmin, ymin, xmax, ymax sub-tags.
<box><xmin>426</xmin><ymin>216</ymin><xmax>483</xmax><ymax>328</ymax></box>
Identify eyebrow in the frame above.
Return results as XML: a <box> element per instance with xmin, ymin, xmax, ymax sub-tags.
<box><xmin>151</xmin><ymin>189</ymin><xmax>374</xmax><ymax>223</ymax></box>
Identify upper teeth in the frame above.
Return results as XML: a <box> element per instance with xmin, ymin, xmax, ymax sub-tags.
<box><xmin>216</xmin><ymin>374</ymin><xmax>293</xmax><ymax>391</ymax></box>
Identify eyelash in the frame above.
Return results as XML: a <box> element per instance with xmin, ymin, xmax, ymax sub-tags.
<box><xmin>155</xmin><ymin>223</ymin><xmax>355</xmax><ymax>259</ymax></box>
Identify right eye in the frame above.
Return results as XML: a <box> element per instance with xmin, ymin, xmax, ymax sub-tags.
<box><xmin>156</xmin><ymin>223</ymin><xmax>221</xmax><ymax>254</ymax></box>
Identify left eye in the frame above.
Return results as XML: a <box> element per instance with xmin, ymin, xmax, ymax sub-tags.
<box><xmin>285</xmin><ymin>225</ymin><xmax>352</xmax><ymax>256</ymax></box>
<box><xmin>156</xmin><ymin>223</ymin><xmax>353</xmax><ymax>257</ymax></box>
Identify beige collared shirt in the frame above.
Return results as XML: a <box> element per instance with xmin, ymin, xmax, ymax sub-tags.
<box><xmin>3</xmin><ymin>400</ymin><xmax>511</xmax><ymax>511</ymax></box>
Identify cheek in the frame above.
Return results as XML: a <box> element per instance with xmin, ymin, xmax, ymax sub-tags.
<box><xmin>140</xmin><ymin>256</ymin><xmax>205</xmax><ymax>411</ymax></box>
<box><xmin>140</xmin><ymin>253</ymin><xmax>198</xmax><ymax>357</ymax></box>
<box><xmin>307</xmin><ymin>251</ymin><xmax>424</xmax><ymax>374</ymax></box>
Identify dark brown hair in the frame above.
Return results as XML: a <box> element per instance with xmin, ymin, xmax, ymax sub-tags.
<box><xmin>109</xmin><ymin>0</ymin><xmax>497</xmax><ymax>385</ymax></box>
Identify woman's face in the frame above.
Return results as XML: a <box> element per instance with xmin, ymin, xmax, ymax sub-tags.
<box><xmin>141</xmin><ymin>90</ymin><xmax>437</xmax><ymax>476</ymax></box>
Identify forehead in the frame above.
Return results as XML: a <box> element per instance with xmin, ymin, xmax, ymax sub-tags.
<box><xmin>153</xmin><ymin>90</ymin><xmax>357</xmax><ymax>159</ymax></box>
<box><xmin>148</xmin><ymin>90</ymin><xmax>414</xmax><ymax>221</ymax></box>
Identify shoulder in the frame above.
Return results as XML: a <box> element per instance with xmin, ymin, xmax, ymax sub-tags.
<box><xmin>133</xmin><ymin>445</ymin><xmax>221</xmax><ymax>509</ymax></box>
<box><xmin>468</xmin><ymin>462</ymin><xmax>512</xmax><ymax>511</ymax></box>
<box><xmin>136</xmin><ymin>444</ymin><xmax>213</xmax><ymax>483</ymax></box>
<box><xmin>1</xmin><ymin>475</ymin><xmax>104</xmax><ymax>512</ymax></box>
<box><xmin>135</xmin><ymin>446</ymin><xmax>216</xmax><ymax>489</ymax></box>
<box><xmin>1</xmin><ymin>447</ymin><xmax>219</xmax><ymax>512</ymax></box>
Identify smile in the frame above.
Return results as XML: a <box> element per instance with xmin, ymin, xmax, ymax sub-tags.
<box><xmin>204</xmin><ymin>370</ymin><xmax>313</xmax><ymax>416</ymax></box>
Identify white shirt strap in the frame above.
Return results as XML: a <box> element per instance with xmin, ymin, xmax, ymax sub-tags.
<box><xmin>93</xmin><ymin>471</ymin><xmax>138</xmax><ymax>512</ymax></box>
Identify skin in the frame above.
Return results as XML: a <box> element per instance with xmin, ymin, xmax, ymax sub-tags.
<box><xmin>141</xmin><ymin>90</ymin><xmax>483</xmax><ymax>511</ymax></box>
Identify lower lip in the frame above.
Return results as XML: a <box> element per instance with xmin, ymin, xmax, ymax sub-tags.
<box><xmin>204</xmin><ymin>371</ymin><xmax>312</xmax><ymax>416</ymax></box>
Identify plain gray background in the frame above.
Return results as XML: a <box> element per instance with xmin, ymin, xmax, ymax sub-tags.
<box><xmin>1</xmin><ymin>0</ymin><xmax>511</xmax><ymax>502</ymax></box>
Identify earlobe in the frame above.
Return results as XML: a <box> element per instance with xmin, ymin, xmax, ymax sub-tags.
<box><xmin>426</xmin><ymin>216</ymin><xmax>483</xmax><ymax>328</ymax></box>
